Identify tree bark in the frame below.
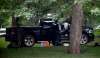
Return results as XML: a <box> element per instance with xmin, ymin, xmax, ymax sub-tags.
<box><xmin>69</xmin><ymin>2</ymin><xmax>83</xmax><ymax>54</ymax></box>
<box><xmin>12</xmin><ymin>15</ymin><xmax>17</xmax><ymax>27</ymax></box>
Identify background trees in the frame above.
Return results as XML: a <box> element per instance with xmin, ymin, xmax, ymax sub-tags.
<box><xmin>0</xmin><ymin>0</ymin><xmax>99</xmax><ymax>27</ymax></box>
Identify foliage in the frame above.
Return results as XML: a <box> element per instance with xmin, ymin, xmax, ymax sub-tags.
<box><xmin>0</xmin><ymin>0</ymin><xmax>25</xmax><ymax>27</ymax></box>
<box><xmin>83</xmin><ymin>0</ymin><xmax>100</xmax><ymax>27</ymax></box>
<box><xmin>0</xmin><ymin>0</ymin><xmax>100</xmax><ymax>27</ymax></box>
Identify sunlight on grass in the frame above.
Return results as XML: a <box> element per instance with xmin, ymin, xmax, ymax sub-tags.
<box><xmin>33</xmin><ymin>43</ymin><xmax>41</xmax><ymax>47</ymax></box>
<box><xmin>0</xmin><ymin>37</ymin><xmax>10</xmax><ymax>48</ymax></box>
<box><xmin>94</xmin><ymin>29</ymin><xmax>100</xmax><ymax>43</ymax></box>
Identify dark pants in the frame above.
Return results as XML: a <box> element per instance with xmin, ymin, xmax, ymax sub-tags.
<box><xmin>51</xmin><ymin>31</ymin><xmax>61</xmax><ymax>46</ymax></box>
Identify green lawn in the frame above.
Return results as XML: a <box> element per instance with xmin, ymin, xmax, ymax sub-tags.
<box><xmin>0</xmin><ymin>46</ymin><xmax>100</xmax><ymax>58</ymax></box>
<box><xmin>0</xmin><ymin>37</ymin><xmax>9</xmax><ymax>48</ymax></box>
<box><xmin>0</xmin><ymin>37</ymin><xmax>100</xmax><ymax>58</ymax></box>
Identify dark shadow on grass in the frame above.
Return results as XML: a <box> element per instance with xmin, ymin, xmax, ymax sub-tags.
<box><xmin>0</xmin><ymin>48</ymin><xmax>8</xmax><ymax>58</ymax></box>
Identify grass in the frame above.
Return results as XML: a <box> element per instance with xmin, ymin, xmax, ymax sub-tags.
<box><xmin>94</xmin><ymin>29</ymin><xmax>100</xmax><ymax>36</ymax></box>
<box><xmin>0</xmin><ymin>37</ymin><xmax>9</xmax><ymax>48</ymax></box>
<box><xmin>0</xmin><ymin>46</ymin><xmax>100</xmax><ymax>58</ymax></box>
<box><xmin>0</xmin><ymin>36</ymin><xmax>100</xmax><ymax>58</ymax></box>
<box><xmin>94</xmin><ymin>29</ymin><xmax>100</xmax><ymax>42</ymax></box>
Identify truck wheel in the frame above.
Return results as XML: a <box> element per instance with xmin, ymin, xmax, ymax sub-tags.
<box><xmin>80</xmin><ymin>34</ymin><xmax>88</xmax><ymax>45</ymax></box>
<box><xmin>24</xmin><ymin>35</ymin><xmax>35</xmax><ymax>47</ymax></box>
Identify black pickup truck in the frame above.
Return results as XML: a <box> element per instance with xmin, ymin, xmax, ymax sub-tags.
<box><xmin>5</xmin><ymin>18</ymin><xmax>94</xmax><ymax>47</ymax></box>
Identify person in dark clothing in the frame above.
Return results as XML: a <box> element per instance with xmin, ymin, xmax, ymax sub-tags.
<box><xmin>51</xmin><ymin>20</ymin><xmax>61</xmax><ymax>46</ymax></box>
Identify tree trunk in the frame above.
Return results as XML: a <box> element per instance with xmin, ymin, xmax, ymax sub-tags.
<box><xmin>69</xmin><ymin>2</ymin><xmax>83</xmax><ymax>54</ymax></box>
<box><xmin>12</xmin><ymin>14</ymin><xmax>21</xmax><ymax>47</ymax></box>
<box><xmin>12</xmin><ymin>15</ymin><xmax>17</xmax><ymax>27</ymax></box>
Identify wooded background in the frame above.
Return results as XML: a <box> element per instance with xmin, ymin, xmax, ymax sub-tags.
<box><xmin>0</xmin><ymin>0</ymin><xmax>99</xmax><ymax>27</ymax></box>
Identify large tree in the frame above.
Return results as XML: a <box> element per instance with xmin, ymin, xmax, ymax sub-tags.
<box><xmin>69</xmin><ymin>0</ymin><xmax>83</xmax><ymax>54</ymax></box>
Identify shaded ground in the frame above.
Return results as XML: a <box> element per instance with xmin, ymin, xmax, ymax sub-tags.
<box><xmin>0</xmin><ymin>46</ymin><xmax>100</xmax><ymax>58</ymax></box>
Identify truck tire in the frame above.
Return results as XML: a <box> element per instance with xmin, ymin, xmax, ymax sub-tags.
<box><xmin>23</xmin><ymin>35</ymin><xmax>35</xmax><ymax>47</ymax></box>
<box><xmin>80</xmin><ymin>34</ymin><xmax>88</xmax><ymax>44</ymax></box>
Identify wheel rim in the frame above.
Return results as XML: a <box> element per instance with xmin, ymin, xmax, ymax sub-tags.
<box><xmin>24</xmin><ymin>36</ymin><xmax>34</xmax><ymax>47</ymax></box>
<box><xmin>80</xmin><ymin>34</ymin><xmax>88</xmax><ymax>44</ymax></box>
